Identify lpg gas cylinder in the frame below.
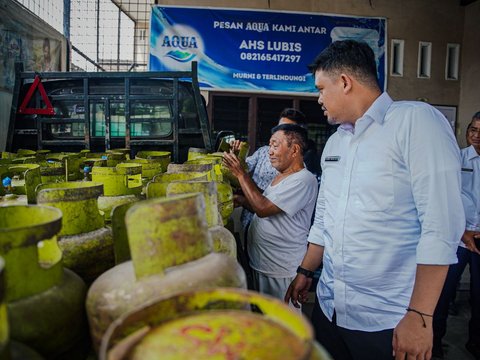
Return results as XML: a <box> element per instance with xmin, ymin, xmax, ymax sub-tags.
<box><xmin>145</xmin><ymin>171</ymin><xmax>209</xmax><ymax>199</ymax></box>
<box><xmin>0</xmin><ymin>205</ymin><xmax>87</xmax><ymax>358</ymax></box>
<box><xmin>187</xmin><ymin>147</ymin><xmax>208</xmax><ymax>160</ymax></box>
<box><xmin>86</xmin><ymin>193</ymin><xmax>246</xmax><ymax>352</ymax></box>
<box><xmin>135</xmin><ymin>151</ymin><xmax>171</xmax><ymax>173</ymax></box>
<box><xmin>0</xmin><ymin>256</ymin><xmax>44</xmax><ymax>360</ymax></box>
<box><xmin>166</xmin><ymin>181</ymin><xmax>222</xmax><ymax>227</ymax></box>
<box><xmin>92</xmin><ymin>163</ymin><xmax>144</xmax><ymax>222</ymax></box>
<box><xmin>36</xmin><ymin>181</ymin><xmax>114</xmax><ymax>283</ymax></box>
<box><xmin>0</xmin><ymin>164</ymin><xmax>41</xmax><ymax>205</ymax></box>
<box><xmin>100</xmin><ymin>288</ymin><xmax>332</xmax><ymax>360</ymax></box>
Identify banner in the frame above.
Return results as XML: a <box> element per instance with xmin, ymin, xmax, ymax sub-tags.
<box><xmin>150</xmin><ymin>6</ymin><xmax>386</xmax><ymax>94</ymax></box>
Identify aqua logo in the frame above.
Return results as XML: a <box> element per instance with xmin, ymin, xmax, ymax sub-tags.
<box><xmin>161</xmin><ymin>35</ymin><xmax>198</xmax><ymax>49</ymax></box>
<box><xmin>161</xmin><ymin>35</ymin><xmax>198</xmax><ymax>62</ymax></box>
<box><xmin>152</xmin><ymin>24</ymin><xmax>204</xmax><ymax>67</ymax></box>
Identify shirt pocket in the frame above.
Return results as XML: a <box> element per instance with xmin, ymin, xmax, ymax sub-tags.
<box><xmin>461</xmin><ymin>168</ymin><xmax>473</xmax><ymax>190</ymax></box>
<box><xmin>352</xmin><ymin>159</ymin><xmax>394</xmax><ymax>212</ymax></box>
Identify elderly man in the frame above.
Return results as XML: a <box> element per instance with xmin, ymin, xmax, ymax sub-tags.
<box><xmin>223</xmin><ymin>124</ymin><xmax>318</xmax><ymax>304</ymax></box>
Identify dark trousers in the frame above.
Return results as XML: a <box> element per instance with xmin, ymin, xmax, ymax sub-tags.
<box><xmin>433</xmin><ymin>246</ymin><xmax>480</xmax><ymax>345</ymax></box>
<box><xmin>311</xmin><ymin>298</ymin><xmax>394</xmax><ymax>360</ymax></box>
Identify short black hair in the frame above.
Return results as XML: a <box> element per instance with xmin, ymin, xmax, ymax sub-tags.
<box><xmin>279</xmin><ymin>108</ymin><xmax>306</xmax><ymax>127</ymax></box>
<box><xmin>308</xmin><ymin>39</ymin><xmax>380</xmax><ymax>89</ymax></box>
<box><xmin>468</xmin><ymin>111</ymin><xmax>480</xmax><ymax>130</ymax></box>
<box><xmin>271</xmin><ymin>123</ymin><xmax>308</xmax><ymax>154</ymax></box>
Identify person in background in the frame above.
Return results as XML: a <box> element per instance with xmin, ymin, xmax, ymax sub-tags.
<box><xmin>223</xmin><ymin>124</ymin><xmax>318</xmax><ymax>306</ymax></box>
<box><xmin>284</xmin><ymin>39</ymin><xmax>465</xmax><ymax>360</ymax></box>
<box><xmin>432</xmin><ymin>112</ymin><xmax>480</xmax><ymax>360</ymax></box>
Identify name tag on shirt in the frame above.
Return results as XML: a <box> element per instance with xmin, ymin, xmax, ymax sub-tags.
<box><xmin>462</xmin><ymin>168</ymin><xmax>473</xmax><ymax>172</ymax></box>
<box><xmin>325</xmin><ymin>156</ymin><xmax>341</xmax><ymax>162</ymax></box>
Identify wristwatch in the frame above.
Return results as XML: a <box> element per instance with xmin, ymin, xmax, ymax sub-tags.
<box><xmin>296</xmin><ymin>266</ymin><xmax>314</xmax><ymax>278</ymax></box>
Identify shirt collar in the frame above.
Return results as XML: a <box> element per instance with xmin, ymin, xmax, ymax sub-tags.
<box><xmin>337</xmin><ymin>92</ymin><xmax>393</xmax><ymax>136</ymax></box>
<box><xmin>466</xmin><ymin>145</ymin><xmax>480</xmax><ymax>160</ymax></box>
<box><xmin>363</xmin><ymin>92</ymin><xmax>393</xmax><ymax>125</ymax></box>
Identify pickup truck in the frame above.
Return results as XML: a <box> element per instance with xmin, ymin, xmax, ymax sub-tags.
<box><xmin>6</xmin><ymin>62</ymin><xmax>212</xmax><ymax>163</ymax></box>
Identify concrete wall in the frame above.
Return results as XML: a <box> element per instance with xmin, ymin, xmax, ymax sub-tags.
<box><xmin>458</xmin><ymin>1</ymin><xmax>480</xmax><ymax>147</ymax></box>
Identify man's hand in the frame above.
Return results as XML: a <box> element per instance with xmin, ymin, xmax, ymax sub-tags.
<box><xmin>393</xmin><ymin>311</ymin><xmax>433</xmax><ymax>360</ymax></box>
<box><xmin>461</xmin><ymin>230</ymin><xmax>480</xmax><ymax>254</ymax></box>
<box><xmin>223</xmin><ymin>151</ymin><xmax>246</xmax><ymax>178</ymax></box>
<box><xmin>284</xmin><ymin>274</ymin><xmax>312</xmax><ymax>308</ymax></box>
<box><xmin>233</xmin><ymin>194</ymin><xmax>247</xmax><ymax>208</ymax></box>
<box><xmin>229</xmin><ymin>140</ymin><xmax>242</xmax><ymax>154</ymax></box>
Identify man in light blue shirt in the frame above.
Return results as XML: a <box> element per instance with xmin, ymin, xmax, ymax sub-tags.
<box><xmin>433</xmin><ymin>113</ymin><xmax>480</xmax><ymax>359</ymax></box>
<box><xmin>285</xmin><ymin>40</ymin><xmax>465</xmax><ymax>360</ymax></box>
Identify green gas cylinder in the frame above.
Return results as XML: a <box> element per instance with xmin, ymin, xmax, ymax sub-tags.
<box><xmin>166</xmin><ymin>162</ymin><xmax>221</xmax><ymax>181</ymax></box>
<box><xmin>146</xmin><ymin>171</ymin><xmax>209</xmax><ymax>199</ymax></box>
<box><xmin>126</xmin><ymin>158</ymin><xmax>163</xmax><ymax>185</ymax></box>
<box><xmin>166</xmin><ymin>162</ymin><xmax>233</xmax><ymax>224</ymax></box>
<box><xmin>92</xmin><ymin>163</ymin><xmax>144</xmax><ymax>222</ymax></box>
<box><xmin>0</xmin><ymin>256</ymin><xmax>45</xmax><ymax>360</ymax></box>
<box><xmin>36</xmin><ymin>181</ymin><xmax>114</xmax><ymax>283</ymax></box>
<box><xmin>208</xmin><ymin>225</ymin><xmax>237</xmax><ymax>259</ymax></box>
<box><xmin>166</xmin><ymin>181</ymin><xmax>222</xmax><ymax>227</ymax></box>
<box><xmin>0</xmin><ymin>205</ymin><xmax>87</xmax><ymax>358</ymax></box>
<box><xmin>0</xmin><ymin>164</ymin><xmax>41</xmax><ymax>204</ymax></box>
<box><xmin>86</xmin><ymin>193</ymin><xmax>246</xmax><ymax>352</ymax></box>
<box><xmin>187</xmin><ymin>147</ymin><xmax>208</xmax><ymax>160</ymax></box>
<box><xmin>100</xmin><ymin>288</ymin><xmax>332</xmax><ymax>360</ymax></box>
<box><xmin>135</xmin><ymin>151</ymin><xmax>171</xmax><ymax>173</ymax></box>
<box><xmin>39</xmin><ymin>158</ymin><xmax>66</xmax><ymax>184</ymax></box>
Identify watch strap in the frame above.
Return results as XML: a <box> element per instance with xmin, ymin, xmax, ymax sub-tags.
<box><xmin>296</xmin><ymin>266</ymin><xmax>314</xmax><ymax>278</ymax></box>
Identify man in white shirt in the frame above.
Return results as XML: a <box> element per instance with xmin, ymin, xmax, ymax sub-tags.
<box><xmin>433</xmin><ymin>113</ymin><xmax>480</xmax><ymax>359</ymax></box>
<box><xmin>223</xmin><ymin>124</ymin><xmax>318</xmax><ymax>305</ymax></box>
<box><xmin>284</xmin><ymin>40</ymin><xmax>465</xmax><ymax>360</ymax></box>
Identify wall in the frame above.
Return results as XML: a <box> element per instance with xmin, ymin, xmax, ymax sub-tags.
<box><xmin>155</xmin><ymin>0</ymin><xmax>464</xmax><ymax>101</ymax></box>
<box><xmin>156</xmin><ymin>0</ymin><xmax>468</xmax><ymax>140</ymax></box>
<box><xmin>0</xmin><ymin>0</ymin><xmax>67</xmax><ymax>151</ymax></box>
<box><xmin>458</xmin><ymin>0</ymin><xmax>480</xmax><ymax>147</ymax></box>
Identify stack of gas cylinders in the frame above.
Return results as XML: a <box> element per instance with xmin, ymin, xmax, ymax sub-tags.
<box><xmin>0</xmin><ymin>147</ymin><xmax>331</xmax><ymax>360</ymax></box>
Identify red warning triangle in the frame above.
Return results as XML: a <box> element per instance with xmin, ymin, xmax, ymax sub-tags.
<box><xmin>18</xmin><ymin>75</ymin><xmax>55</xmax><ymax>115</ymax></box>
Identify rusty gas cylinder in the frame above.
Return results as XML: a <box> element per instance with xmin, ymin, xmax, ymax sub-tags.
<box><xmin>100</xmin><ymin>288</ymin><xmax>332</xmax><ymax>360</ymax></box>
<box><xmin>145</xmin><ymin>171</ymin><xmax>209</xmax><ymax>199</ymax></box>
<box><xmin>166</xmin><ymin>181</ymin><xmax>222</xmax><ymax>227</ymax></box>
<box><xmin>36</xmin><ymin>181</ymin><xmax>114</xmax><ymax>283</ymax></box>
<box><xmin>86</xmin><ymin>193</ymin><xmax>246</xmax><ymax>352</ymax></box>
<box><xmin>0</xmin><ymin>205</ymin><xmax>87</xmax><ymax>358</ymax></box>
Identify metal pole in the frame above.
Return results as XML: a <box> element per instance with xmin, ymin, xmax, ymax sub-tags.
<box><xmin>63</xmin><ymin>0</ymin><xmax>71</xmax><ymax>40</ymax></box>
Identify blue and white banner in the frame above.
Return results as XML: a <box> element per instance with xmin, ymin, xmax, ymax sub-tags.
<box><xmin>150</xmin><ymin>6</ymin><xmax>386</xmax><ymax>94</ymax></box>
